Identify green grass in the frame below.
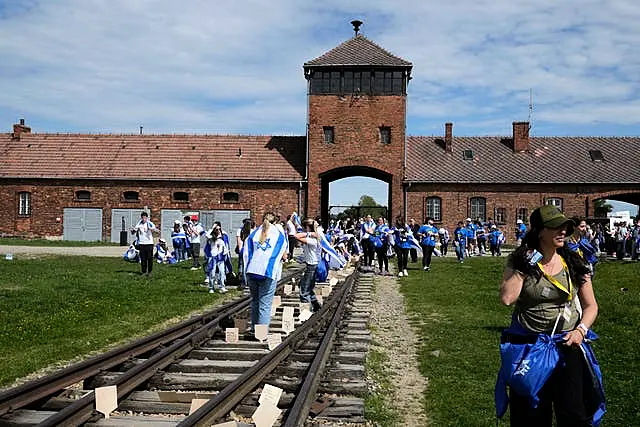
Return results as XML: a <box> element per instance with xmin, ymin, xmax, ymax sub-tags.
<box><xmin>365</xmin><ymin>346</ymin><xmax>402</xmax><ymax>426</ymax></box>
<box><xmin>0</xmin><ymin>257</ymin><xmax>236</xmax><ymax>387</ymax></box>
<box><xmin>0</xmin><ymin>238</ymin><xmax>119</xmax><ymax>246</ymax></box>
<box><xmin>400</xmin><ymin>256</ymin><xmax>640</xmax><ymax>426</ymax></box>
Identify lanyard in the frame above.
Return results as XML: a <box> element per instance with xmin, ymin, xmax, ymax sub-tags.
<box><xmin>537</xmin><ymin>256</ymin><xmax>573</xmax><ymax>301</ymax></box>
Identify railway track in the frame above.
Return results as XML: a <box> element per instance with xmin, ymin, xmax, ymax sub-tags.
<box><xmin>0</xmin><ymin>265</ymin><xmax>374</xmax><ymax>426</ymax></box>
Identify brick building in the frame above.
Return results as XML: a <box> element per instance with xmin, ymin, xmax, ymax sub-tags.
<box><xmin>1</xmin><ymin>26</ymin><xmax>639</xmax><ymax>242</ymax></box>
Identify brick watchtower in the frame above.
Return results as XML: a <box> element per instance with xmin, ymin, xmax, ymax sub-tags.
<box><xmin>303</xmin><ymin>21</ymin><xmax>412</xmax><ymax>224</ymax></box>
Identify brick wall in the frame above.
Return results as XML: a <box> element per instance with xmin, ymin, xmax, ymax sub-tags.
<box><xmin>406</xmin><ymin>183</ymin><xmax>640</xmax><ymax>244</ymax></box>
<box><xmin>0</xmin><ymin>179</ymin><xmax>300</xmax><ymax>239</ymax></box>
<box><xmin>307</xmin><ymin>94</ymin><xmax>406</xmax><ymax>221</ymax></box>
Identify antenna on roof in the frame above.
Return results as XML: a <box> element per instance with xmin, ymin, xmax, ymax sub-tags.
<box><xmin>528</xmin><ymin>88</ymin><xmax>533</xmax><ymax>131</ymax></box>
<box><xmin>350</xmin><ymin>20</ymin><xmax>363</xmax><ymax>36</ymax></box>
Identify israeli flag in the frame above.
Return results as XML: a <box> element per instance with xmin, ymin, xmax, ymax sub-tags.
<box><xmin>407</xmin><ymin>231</ymin><xmax>423</xmax><ymax>256</ymax></box>
<box><xmin>292</xmin><ymin>211</ymin><xmax>302</xmax><ymax>232</ymax></box>
<box><xmin>318</xmin><ymin>229</ymin><xmax>347</xmax><ymax>268</ymax></box>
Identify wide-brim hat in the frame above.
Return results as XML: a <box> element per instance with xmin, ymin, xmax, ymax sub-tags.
<box><xmin>530</xmin><ymin>205</ymin><xmax>574</xmax><ymax>235</ymax></box>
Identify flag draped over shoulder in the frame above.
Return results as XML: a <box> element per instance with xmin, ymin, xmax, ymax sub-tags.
<box><xmin>317</xmin><ymin>229</ymin><xmax>347</xmax><ymax>268</ymax></box>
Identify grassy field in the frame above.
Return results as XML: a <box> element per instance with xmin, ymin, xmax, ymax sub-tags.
<box><xmin>0</xmin><ymin>256</ymin><xmax>236</xmax><ymax>387</ymax></box>
<box><xmin>399</xmin><ymin>256</ymin><xmax>640</xmax><ymax>426</ymax></box>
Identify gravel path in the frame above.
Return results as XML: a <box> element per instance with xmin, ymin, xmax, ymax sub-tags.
<box><xmin>0</xmin><ymin>245</ymin><xmax>126</xmax><ymax>258</ymax></box>
<box><xmin>369</xmin><ymin>266</ymin><xmax>429</xmax><ymax>426</ymax></box>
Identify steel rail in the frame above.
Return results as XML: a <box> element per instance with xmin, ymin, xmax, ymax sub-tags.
<box><xmin>0</xmin><ymin>297</ymin><xmax>239</xmax><ymax>417</ymax></box>
<box><xmin>0</xmin><ymin>266</ymin><xmax>302</xmax><ymax>421</ymax></box>
<box><xmin>282</xmin><ymin>272</ymin><xmax>357</xmax><ymax>426</ymax></box>
<box><xmin>37</xmin><ymin>298</ymin><xmax>252</xmax><ymax>426</ymax></box>
<box><xmin>177</xmin><ymin>273</ymin><xmax>355</xmax><ymax>427</ymax></box>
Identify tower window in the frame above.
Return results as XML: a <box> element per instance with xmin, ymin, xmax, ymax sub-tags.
<box><xmin>323</xmin><ymin>126</ymin><xmax>335</xmax><ymax>144</ymax></box>
<box><xmin>380</xmin><ymin>127</ymin><xmax>391</xmax><ymax>144</ymax></box>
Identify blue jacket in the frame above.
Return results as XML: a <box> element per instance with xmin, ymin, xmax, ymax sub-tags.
<box><xmin>454</xmin><ymin>226</ymin><xmax>467</xmax><ymax>245</ymax></box>
<box><xmin>495</xmin><ymin>321</ymin><xmax>606</xmax><ymax>425</ymax></box>
<box><xmin>516</xmin><ymin>223</ymin><xmax>527</xmax><ymax>240</ymax></box>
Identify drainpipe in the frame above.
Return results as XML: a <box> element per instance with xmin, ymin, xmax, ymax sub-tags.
<box><xmin>298</xmin><ymin>181</ymin><xmax>303</xmax><ymax>216</ymax></box>
<box><xmin>404</xmin><ymin>182</ymin><xmax>411</xmax><ymax>221</ymax></box>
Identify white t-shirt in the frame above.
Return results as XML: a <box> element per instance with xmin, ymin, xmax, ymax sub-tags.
<box><xmin>303</xmin><ymin>236</ymin><xmax>319</xmax><ymax>265</ymax></box>
<box><xmin>134</xmin><ymin>220</ymin><xmax>155</xmax><ymax>245</ymax></box>
<box><xmin>189</xmin><ymin>222</ymin><xmax>204</xmax><ymax>244</ymax></box>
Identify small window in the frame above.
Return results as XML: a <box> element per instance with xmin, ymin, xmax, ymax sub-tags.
<box><xmin>323</xmin><ymin>126</ymin><xmax>334</xmax><ymax>144</ymax></box>
<box><xmin>470</xmin><ymin>197</ymin><xmax>486</xmax><ymax>221</ymax></box>
<box><xmin>380</xmin><ymin>127</ymin><xmax>391</xmax><ymax>145</ymax></box>
<box><xmin>173</xmin><ymin>191</ymin><xmax>189</xmax><ymax>202</ymax></box>
<box><xmin>123</xmin><ymin>191</ymin><xmax>139</xmax><ymax>201</ymax></box>
<box><xmin>546</xmin><ymin>198</ymin><xmax>563</xmax><ymax>210</ymax></box>
<box><xmin>516</xmin><ymin>207</ymin><xmax>528</xmax><ymax>222</ymax></box>
<box><xmin>75</xmin><ymin>190</ymin><xmax>91</xmax><ymax>201</ymax></box>
<box><xmin>425</xmin><ymin>197</ymin><xmax>442</xmax><ymax>222</ymax></box>
<box><xmin>495</xmin><ymin>207</ymin><xmax>506</xmax><ymax>224</ymax></box>
<box><xmin>18</xmin><ymin>192</ymin><xmax>31</xmax><ymax>216</ymax></box>
<box><xmin>222</xmin><ymin>192</ymin><xmax>239</xmax><ymax>203</ymax></box>
<box><xmin>589</xmin><ymin>150</ymin><xmax>604</xmax><ymax>162</ymax></box>
<box><xmin>463</xmin><ymin>149</ymin><xmax>474</xmax><ymax>160</ymax></box>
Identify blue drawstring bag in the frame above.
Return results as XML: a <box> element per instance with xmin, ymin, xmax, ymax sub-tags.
<box><xmin>315</xmin><ymin>258</ymin><xmax>329</xmax><ymax>282</ymax></box>
<box><xmin>371</xmin><ymin>236</ymin><xmax>383</xmax><ymax>248</ymax></box>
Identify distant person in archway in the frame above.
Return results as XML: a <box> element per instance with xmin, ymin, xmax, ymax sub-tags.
<box><xmin>360</xmin><ymin>214</ymin><xmax>376</xmax><ymax>267</ymax></box>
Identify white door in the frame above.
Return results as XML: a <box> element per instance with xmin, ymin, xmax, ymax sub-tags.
<box><xmin>111</xmin><ymin>209</ymin><xmax>145</xmax><ymax>243</ymax></box>
<box><xmin>63</xmin><ymin>208</ymin><xmax>103</xmax><ymax>241</ymax></box>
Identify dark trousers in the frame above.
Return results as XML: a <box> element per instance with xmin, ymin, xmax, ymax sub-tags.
<box><xmin>191</xmin><ymin>242</ymin><xmax>201</xmax><ymax>267</ymax></box>
<box><xmin>375</xmin><ymin>244</ymin><xmax>389</xmax><ymax>272</ymax></box>
<box><xmin>288</xmin><ymin>235</ymin><xmax>296</xmax><ymax>259</ymax></box>
<box><xmin>421</xmin><ymin>244</ymin><xmax>434</xmax><ymax>268</ymax></box>
<box><xmin>509</xmin><ymin>346</ymin><xmax>591</xmax><ymax>427</ymax></box>
<box><xmin>397</xmin><ymin>247</ymin><xmax>409</xmax><ymax>271</ymax></box>
<box><xmin>440</xmin><ymin>240</ymin><xmax>449</xmax><ymax>256</ymax></box>
<box><xmin>409</xmin><ymin>247</ymin><xmax>418</xmax><ymax>263</ymax></box>
<box><xmin>361</xmin><ymin>239</ymin><xmax>375</xmax><ymax>266</ymax></box>
<box><xmin>299</xmin><ymin>263</ymin><xmax>318</xmax><ymax>304</ymax></box>
<box><xmin>490</xmin><ymin>243</ymin><xmax>502</xmax><ymax>256</ymax></box>
<box><xmin>616</xmin><ymin>241</ymin><xmax>626</xmax><ymax>260</ymax></box>
<box><xmin>139</xmin><ymin>244</ymin><xmax>154</xmax><ymax>274</ymax></box>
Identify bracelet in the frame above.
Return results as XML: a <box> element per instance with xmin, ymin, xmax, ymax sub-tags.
<box><xmin>577</xmin><ymin>323</ymin><xmax>589</xmax><ymax>335</ymax></box>
<box><xmin>575</xmin><ymin>327</ymin><xmax>586</xmax><ymax>338</ymax></box>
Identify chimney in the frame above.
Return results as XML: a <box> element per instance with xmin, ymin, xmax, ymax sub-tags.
<box><xmin>444</xmin><ymin>122</ymin><xmax>453</xmax><ymax>153</ymax></box>
<box><xmin>12</xmin><ymin>119</ymin><xmax>31</xmax><ymax>140</ymax></box>
<box><xmin>512</xmin><ymin>121</ymin><xmax>529</xmax><ymax>152</ymax></box>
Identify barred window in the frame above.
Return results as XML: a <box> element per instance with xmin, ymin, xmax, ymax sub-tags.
<box><xmin>426</xmin><ymin>197</ymin><xmax>442</xmax><ymax>222</ymax></box>
<box><xmin>516</xmin><ymin>207</ymin><xmax>528</xmax><ymax>223</ymax></box>
<box><xmin>123</xmin><ymin>191</ymin><xmax>139</xmax><ymax>201</ymax></box>
<box><xmin>222</xmin><ymin>192</ymin><xmax>239</xmax><ymax>203</ymax></box>
<box><xmin>18</xmin><ymin>192</ymin><xmax>31</xmax><ymax>216</ymax></box>
<box><xmin>173</xmin><ymin>192</ymin><xmax>189</xmax><ymax>202</ymax></box>
<box><xmin>323</xmin><ymin>126</ymin><xmax>334</xmax><ymax>144</ymax></box>
<box><xmin>495</xmin><ymin>207</ymin><xmax>506</xmax><ymax>224</ymax></box>
<box><xmin>470</xmin><ymin>197</ymin><xmax>486</xmax><ymax>221</ymax></box>
<box><xmin>380</xmin><ymin>127</ymin><xmax>391</xmax><ymax>144</ymax></box>
<box><xmin>546</xmin><ymin>198</ymin><xmax>563</xmax><ymax>210</ymax></box>
<box><xmin>75</xmin><ymin>190</ymin><xmax>91</xmax><ymax>201</ymax></box>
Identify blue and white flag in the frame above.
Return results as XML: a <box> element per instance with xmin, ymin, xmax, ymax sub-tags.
<box><xmin>292</xmin><ymin>211</ymin><xmax>302</xmax><ymax>230</ymax></box>
<box><xmin>318</xmin><ymin>229</ymin><xmax>347</xmax><ymax>268</ymax></box>
<box><xmin>407</xmin><ymin>232</ymin><xmax>423</xmax><ymax>256</ymax></box>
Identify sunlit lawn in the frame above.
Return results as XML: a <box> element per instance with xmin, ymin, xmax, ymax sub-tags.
<box><xmin>0</xmin><ymin>256</ymin><xmax>237</xmax><ymax>387</ymax></box>
<box><xmin>400</xmin><ymin>256</ymin><xmax>640</xmax><ymax>426</ymax></box>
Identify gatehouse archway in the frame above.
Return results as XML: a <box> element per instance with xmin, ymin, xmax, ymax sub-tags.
<box><xmin>320</xmin><ymin>166</ymin><xmax>393</xmax><ymax>228</ymax></box>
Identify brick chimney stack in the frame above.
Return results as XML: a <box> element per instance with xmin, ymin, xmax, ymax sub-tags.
<box><xmin>12</xmin><ymin>119</ymin><xmax>31</xmax><ymax>140</ymax></box>
<box><xmin>444</xmin><ymin>122</ymin><xmax>453</xmax><ymax>153</ymax></box>
<box><xmin>512</xmin><ymin>121</ymin><xmax>529</xmax><ymax>152</ymax></box>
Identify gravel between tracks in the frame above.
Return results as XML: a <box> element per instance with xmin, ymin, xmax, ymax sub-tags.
<box><xmin>369</xmin><ymin>268</ymin><xmax>429</xmax><ymax>426</ymax></box>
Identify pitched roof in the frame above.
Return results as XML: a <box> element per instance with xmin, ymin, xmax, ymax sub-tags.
<box><xmin>0</xmin><ymin>134</ymin><xmax>306</xmax><ymax>181</ymax></box>
<box><xmin>406</xmin><ymin>136</ymin><xmax>640</xmax><ymax>184</ymax></box>
<box><xmin>304</xmin><ymin>34</ymin><xmax>412</xmax><ymax>68</ymax></box>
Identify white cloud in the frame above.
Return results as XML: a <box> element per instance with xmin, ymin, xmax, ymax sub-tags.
<box><xmin>0</xmin><ymin>0</ymin><xmax>639</xmax><ymax>135</ymax></box>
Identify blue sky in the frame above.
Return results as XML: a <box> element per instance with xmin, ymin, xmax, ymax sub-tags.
<box><xmin>0</xmin><ymin>0</ymin><xmax>639</xmax><ymax>212</ymax></box>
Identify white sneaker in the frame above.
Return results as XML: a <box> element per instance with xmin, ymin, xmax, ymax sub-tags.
<box><xmin>423</xmin><ymin>266</ymin><xmax>429</xmax><ymax>271</ymax></box>
<box><xmin>204</xmin><ymin>278</ymin><xmax>210</xmax><ymax>284</ymax></box>
<box><xmin>398</xmin><ymin>271</ymin><xmax>404</xmax><ymax>277</ymax></box>
<box><xmin>190</xmin><ymin>267</ymin><xmax>200</xmax><ymax>271</ymax></box>
<box><xmin>208</xmin><ymin>289</ymin><xmax>214</xmax><ymax>294</ymax></box>
<box><xmin>403</xmin><ymin>269</ymin><xmax>408</xmax><ymax>276</ymax></box>
<box><xmin>219</xmin><ymin>287</ymin><xmax>228</xmax><ymax>293</ymax></box>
